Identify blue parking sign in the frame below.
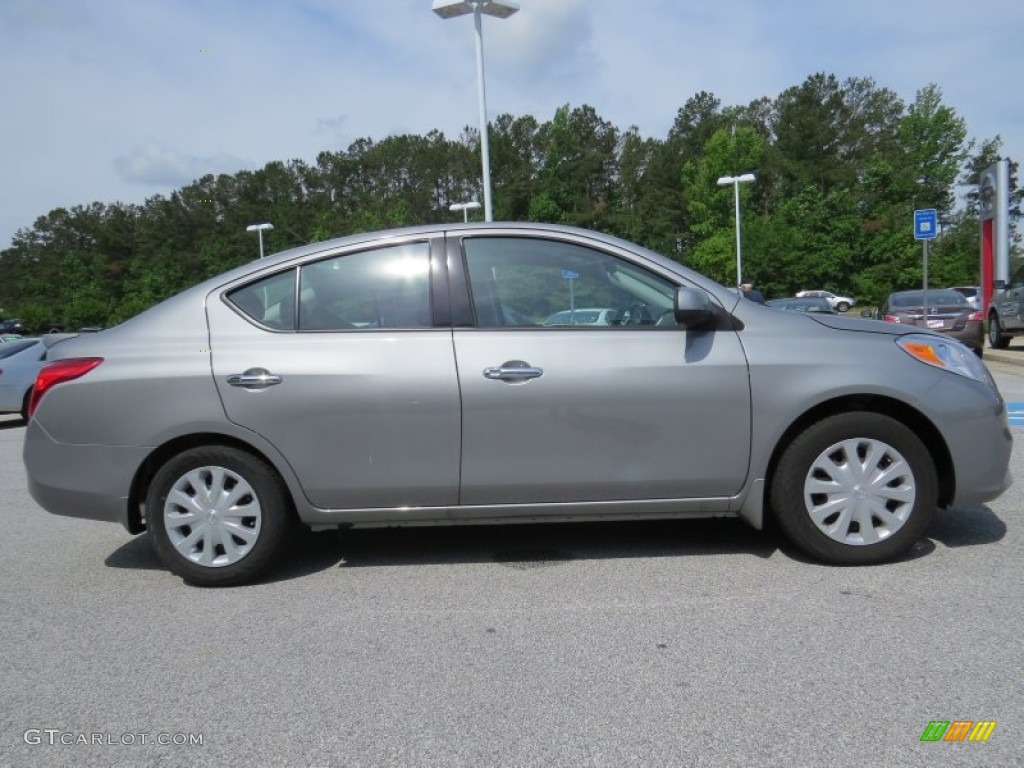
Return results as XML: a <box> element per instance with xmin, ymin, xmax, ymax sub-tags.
<box><xmin>914</xmin><ymin>209</ymin><xmax>937</xmax><ymax>240</ymax></box>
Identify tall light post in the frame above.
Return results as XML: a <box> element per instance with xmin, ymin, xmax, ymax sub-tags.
<box><xmin>433</xmin><ymin>0</ymin><xmax>519</xmax><ymax>222</ymax></box>
<box><xmin>716</xmin><ymin>173</ymin><xmax>756</xmax><ymax>286</ymax></box>
<box><xmin>246</xmin><ymin>222</ymin><xmax>274</xmax><ymax>259</ymax></box>
<box><xmin>449</xmin><ymin>200</ymin><xmax>482</xmax><ymax>222</ymax></box>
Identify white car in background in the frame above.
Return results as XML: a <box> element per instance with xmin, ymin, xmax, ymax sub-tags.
<box><xmin>949</xmin><ymin>285</ymin><xmax>981</xmax><ymax>311</ymax></box>
<box><xmin>543</xmin><ymin>307</ymin><xmax>621</xmax><ymax>326</ymax></box>
<box><xmin>795</xmin><ymin>290</ymin><xmax>856</xmax><ymax>313</ymax></box>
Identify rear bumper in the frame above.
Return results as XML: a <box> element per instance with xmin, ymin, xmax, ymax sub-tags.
<box><xmin>24</xmin><ymin>420</ymin><xmax>149</xmax><ymax>532</ymax></box>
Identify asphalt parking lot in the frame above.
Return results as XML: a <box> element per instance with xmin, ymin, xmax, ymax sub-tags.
<box><xmin>1</xmin><ymin>363</ymin><xmax>1022</xmax><ymax>768</ymax></box>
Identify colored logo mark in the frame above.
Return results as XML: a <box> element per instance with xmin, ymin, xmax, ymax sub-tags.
<box><xmin>920</xmin><ymin>720</ymin><xmax>996</xmax><ymax>742</ymax></box>
<box><xmin>200</xmin><ymin>49</ymin><xmax>213</xmax><ymax>53</ymax></box>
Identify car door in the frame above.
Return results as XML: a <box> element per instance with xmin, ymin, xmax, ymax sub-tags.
<box><xmin>207</xmin><ymin>238</ymin><xmax>461</xmax><ymax>511</ymax></box>
<box><xmin>997</xmin><ymin>265</ymin><xmax>1024</xmax><ymax>330</ymax></box>
<box><xmin>448</xmin><ymin>232</ymin><xmax>752</xmax><ymax>508</ymax></box>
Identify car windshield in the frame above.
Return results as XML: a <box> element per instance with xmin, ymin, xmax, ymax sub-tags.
<box><xmin>890</xmin><ymin>291</ymin><xmax>967</xmax><ymax>308</ymax></box>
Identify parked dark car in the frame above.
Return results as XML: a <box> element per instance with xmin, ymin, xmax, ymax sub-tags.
<box><xmin>867</xmin><ymin>289</ymin><xmax>983</xmax><ymax>356</ymax></box>
<box><xmin>765</xmin><ymin>297</ymin><xmax>836</xmax><ymax>314</ymax></box>
<box><xmin>25</xmin><ymin>223</ymin><xmax>1012</xmax><ymax>586</ymax></box>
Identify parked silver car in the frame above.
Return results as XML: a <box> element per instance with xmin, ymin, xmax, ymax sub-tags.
<box><xmin>0</xmin><ymin>335</ymin><xmax>77</xmax><ymax>421</ymax></box>
<box><xmin>25</xmin><ymin>224</ymin><xmax>1012</xmax><ymax>586</ymax></box>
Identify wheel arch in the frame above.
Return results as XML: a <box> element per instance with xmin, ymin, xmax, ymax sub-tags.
<box><xmin>127</xmin><ymin>433</ymin><xmax>297</xmax><ymax>535</ymax></box>
<box><xmin>763</xmin><ymin>394</ymin><xmax>955</xmax><ymax>511</ymax></box>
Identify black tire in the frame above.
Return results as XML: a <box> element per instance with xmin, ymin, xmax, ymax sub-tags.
<box><xmin>147</xmin><ymin>446</ymin><xmax>293</xmax><ymax>586</ymax></box>
<box><xmin>20</xmin><ymin>388</ymin><xmax>31</xmax><ymax>423</ymax></box>
<box><xmin>988</xmin><ymin>313</ymin><xmax>1010</xmax><ymax>349</ymax></box>
<box><xmin>835</xmin><ymin>302</ymin><xmax>850</xmax><ymax>313</ymax></box>
<box><xmin>770</xmin><ymin>412</ymin><xmax>937</xmax><ymax>565</ymax></box>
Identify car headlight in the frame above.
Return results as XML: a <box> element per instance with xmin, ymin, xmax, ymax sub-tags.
<box><xmin>896</xmin><ymin>333</ymin><xmax>993</xmax><ymax>386</ymax></box>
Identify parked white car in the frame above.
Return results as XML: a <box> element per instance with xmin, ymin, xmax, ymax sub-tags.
<box><xmin>795</xmin><ymin>290</ymin><xmax>856</xmax><ymax>313</ymax></box>
<box><xmin>543</xmin><ymin>307</ymin><xmax>621</xmax><ymax>326</ymax></box>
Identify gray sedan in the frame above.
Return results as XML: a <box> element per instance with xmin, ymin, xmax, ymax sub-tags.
<box><xmin>24</xmin><ymin>223</ymin><xmax>1013</xmax><ymax>586</ymax></box>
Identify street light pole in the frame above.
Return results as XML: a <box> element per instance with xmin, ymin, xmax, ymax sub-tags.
<box><xmin>246</xmin><ymin>222</ymin><xmax>274</xmax><ymax>259</ymax></box>
<box><xmin>433</xmin><ymin>0</ymin><xmax>519</xmax><ymax>223</ymax></box>
<box><xmin>716</xmin><ymin>173</ymin><xmax>756</xmax><ymax>286</ymax></box>
<box><xmin>449</xmin><ymin>200</ymin><xmax>482</xmax><ymax>222</ymax></box>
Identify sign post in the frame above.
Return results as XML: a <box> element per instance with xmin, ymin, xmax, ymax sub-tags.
<box><xmin>562</xmin><ymin>269</ymin><xmax>579</xmax><ymax>324</ymax></box>
<box><xmin>914</xmin><ymin>209</ymin><xmax>938</xmax><ymax>319</ymax></box>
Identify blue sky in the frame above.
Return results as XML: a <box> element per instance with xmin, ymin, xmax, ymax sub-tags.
<box><xmin>1</xmin><ymin>0</ymin><xmax>1021</xmax><ymax>250</ymax></box>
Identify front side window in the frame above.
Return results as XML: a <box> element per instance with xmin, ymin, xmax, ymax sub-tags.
<box><xmin>299</xmin><ymin>242</ymin><xmax>431</xmax><ymax>331</ymax></box>
<box><xmin>463</xmin><ymin>237</ymin><xmax>677</xmax><ymax>328</ymax></box>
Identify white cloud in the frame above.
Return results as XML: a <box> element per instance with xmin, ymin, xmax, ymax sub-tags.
<box><xmin>114</xmin><ymin>145</ymin><xmax>251</xmax><ymax>186</ymax></box>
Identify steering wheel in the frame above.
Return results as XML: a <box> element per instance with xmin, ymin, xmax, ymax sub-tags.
<box><xmin>625</xmin><ymin>303</ymin><xmax>653</xmax><ymax>326</ymax></box>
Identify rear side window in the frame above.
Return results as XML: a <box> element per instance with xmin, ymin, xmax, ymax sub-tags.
<box><xmin>227</xmin><ymin>269</ymin><xmax>297</xmax><ymax>330</ymax></box>
<box><xmin>298</xmin><ymin>242</ymin><xmax>431</xmax><ymax>331</ymax></box>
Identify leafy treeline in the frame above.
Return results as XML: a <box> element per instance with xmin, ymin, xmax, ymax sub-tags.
<box><xmin>1</xmin><ymin>73</ymin><xmax>1020</xmax><ymax>330</ymax></box>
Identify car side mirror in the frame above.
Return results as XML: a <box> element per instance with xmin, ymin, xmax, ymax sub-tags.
<box><xmin>994</xmin><ymin>279</ymin><xmax>1006</xmax><ymax>290</ymax></box>
<box><xmin>674</xmin><ymin>286</ymin><xmax>715</xmax><ymax>328</ymax></box>
<box><xmin>860</xmin><ymin>309</ymin><xmax>873</xmax><ymax>318</ymax></box>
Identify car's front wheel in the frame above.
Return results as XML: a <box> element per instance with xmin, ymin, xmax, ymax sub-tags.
<box><xmin>835</xmin><ymin>301</ymin><xmax>850</xmax><ymax>313</ymax></box>
<box><xmin>770</xmin><ymin>412</ymin><xmax>937</xmax><ymax>565</ymax></box>
<box><xmin>147</xmin><ymin>446</ymin><xmax>293</xmax><ymax>586</ymax></box>
<box><xmin>988</xmin><ymin>313</ymin><xmax>1010</xmax><ymax>349</ymax></box>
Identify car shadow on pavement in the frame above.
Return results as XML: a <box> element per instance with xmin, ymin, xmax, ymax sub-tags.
<box><xmin>311</xmin><ymin>518</ymin><xmax>781</xmax><ymax>573</ymax></box>
<box><xmin>104</xmin><ymin>509</ymin><xmax>994</xmax><ymax>585</ymax></box>
<box><xmin>104</xmin><ymin>528</ymin><xmax>351</xmax><ymax>583</ymax></box>
<box><xmin>924</xmin><ymin>504</ymin><xmax>1007</xmax><ymax>549</ymax></box>
<box><xmin>106</xmin><ymin>519</ymin><xmax>784</xmax><ymax>585</ymax></box>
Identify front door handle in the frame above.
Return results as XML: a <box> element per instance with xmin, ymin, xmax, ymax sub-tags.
<box><xmin>483</xmin><ymin>360</ymin><xmax>544</xmax><ymax>382</ymax></box>
<box><xmin>226</xmin><ymin>367</ymin><xmax>283</xmax><ymax>389</ymax></box>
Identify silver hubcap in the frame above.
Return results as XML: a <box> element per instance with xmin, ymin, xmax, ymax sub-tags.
<box><xmin>803</xmin><ymin>438</ymin><xmax>915</xmax><ymax>546</ymax></box>
<box><xmin>164</xmin><ymin>466</ymin><xmax>262</xmax><ymax>567</ymax></box>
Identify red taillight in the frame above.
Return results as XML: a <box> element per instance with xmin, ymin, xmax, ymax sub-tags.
<box><xmin>883</xmin><ymin>315</ymin><xmax>901</xmax><ymax>323</ymax></box>
<box><xmin>28</xmin><ymin>358</ymin><xmax>103</xmax><ymax>418</ymax></box>
<box><xmin>969</xmin><ymin>310</ymin><xmax>983</xmax><ymax>322</ymax></box>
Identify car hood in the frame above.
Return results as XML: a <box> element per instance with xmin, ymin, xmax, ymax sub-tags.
<box><xmin>805</xmin><ymin>312</ymin><xmax>920</xmax><ymax>337</ymax></box>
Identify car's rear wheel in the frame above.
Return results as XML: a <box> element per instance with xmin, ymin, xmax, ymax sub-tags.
<box><xmin>147</xmin><ymin>446</ymin><xmax>293</xmax><ymax>586</ymax></box>
<box><xmin>770</xmin><ymin>412</ymin><xmax>937</xmax><ymax>565</ymax></box>
<box><xmin>988</xmin><ymin>313</ymin><xmax>1010</xmax><ymax>348</ymax></box>
<box><xmin>835</xmin><ymin>301</ymin><xmax>850</xmax><ymax>313</ymax></box>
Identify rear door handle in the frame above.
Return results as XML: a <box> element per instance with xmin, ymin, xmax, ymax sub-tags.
<box><xmin>227</xmin><ymin>367</ymin><xmax>282</xmax><ymax>389</ymax></box>
<box><xmin>483</xmin><ymin>361</ymin><xmax>544</xmax><ymax>382</ymax></box>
